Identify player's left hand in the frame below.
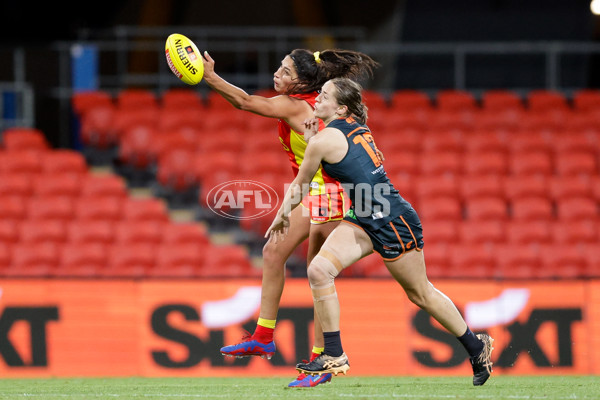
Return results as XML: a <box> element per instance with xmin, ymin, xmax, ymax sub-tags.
<box><xmin>265</xmin><ymin>213</ymin><xmax>290</xmax><ymax>243</ymax></box>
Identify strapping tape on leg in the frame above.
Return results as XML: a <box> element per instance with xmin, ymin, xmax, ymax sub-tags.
<box><xmin>309</xmin><ymin>251</ymin><xmax>343</xmax><ymax>302</ymax></box>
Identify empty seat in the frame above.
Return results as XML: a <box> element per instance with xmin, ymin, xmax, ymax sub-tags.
<box><xmin>72</xmin><ymin>90</ymin><xmax>113</xmax><ymax>116</ymax></box>
<box><xmin>538</xmin><ymin>245</ymin><xmax>587</xmax><ymax>279</ymax></box>
<box><xmin>0</xmin><ymin>220</ymin><xmax>19</xmax><ymax>244</ymax></box>
<box><xmin>200</xmin><ymin>245</ymin><xmax>255</xmax><ymax>278</ymax></box>
<box><xmin>415</xmin><ymin>175</ymin><xmax>458</xmax><ymax>201</ymax></box>
<box><xmin>67</xmin><ymin>220</ymin><xmax>115</xmax><ymax>244</ymax></box>
<box><xmin>572</xmin><ymin>89</ymin><xmax>600</xmax><ymax>112</ymax></box>
<box><xmin>0</xmin><ymin>196</ymin><xmax>28</xmax><ymax>221</ymax></box>
<box><xmin>464</xmin><ymin>197</ymin><xmax>508</xmax><ymax>221</ymax></box>
<box><xmin>421</xmin><ymin>130</ymin><xmax>464</xmax><ymax>153</ymax></box>
<box><xmin>101</xmin><ymin>243</ymin><xmax>156</xmax><ymax>278</ymax></box>
<box><xmin>421</xmin><ymin>243</ymin><xmax>451</xmax><ymax>279</ymax></box>
<box><xmin>8</xmin><ymin>242</ymin><xmax>60</xmax><ymax>277</ymax></box>
<box><xmin>122</xmin><ymin>198</ymin><xmax>169</xmax><ymax>222</ymax></box>
<box><xmin>463</xmin><ymin>130</ymin><xmax>508</xmax><ymax>154</ymax></box>
<box><xmin>552</xmin><ymin>131</ymin><xmax>598</xmax><ymax>155</ymax></box>
<box><xmin>436</xmin><ymin>90</ymin><xmax>477</xmax><ymax>111</ymax></box>
<box><xmin>162</xmin><ymin>223</ymin><xmax>210</xmax><ymax>245</ymax></box>
<box><xmin>149</xmin><ymin>243</ymin><xmax>206</xmax><ymax>278</ymax></box>
<box><xmin>421</xmin><ymin>220</ymin><xmax>457</xmax><ymax>245</ymax></box>
<box><xmin>551</xmin><ymin>220</ymin><xmax>597</xmax><ymax>244</ymax></box>
<box><xmin>40</xmin><ymin>150</ymin><xmax>88</xmax><ymax>175</ymax></box>
<box><xmin>554</xmin><ymin>152</ymin><xmax>597</xmax><ymax>176</ymax></box>
<box><xmin>156</xmin><ymin>148</ymin><xmax>198</xmax><ymax>192</ymax></box>
<box><xmin>75</xmin><ymin>196</ymin><xmax>123</xmax><ymax>221</ymax></box>
<box><xmin>27</xmin><ymin>196</ymin><xmax>75</xmax><ymax>221</ymax></box>
<box><xmin>459</xmin><ymin>174</ymin><xmax>505</xmax><ymax>201</ymax></box>
<box><xmin>527</xmin><ymin>90</ymin><xmax>568</xmax><ymax>111</ymax></box>
<box><xmin>118</xmin><ymin>125</ymin><xmax>159</xmax><ymax>169</ymax></box>
<box><xmin>362</xmin><ymin>90</ymin><xmax>388</xmax><ymax>110</ymax></box>
<box><xmin>459</xmin><ymin>220</ymin><xmax>506</xmax><ymax>244</ymax></box>
<box><xmin>506</xmin><ymin>130</ymin><xmax>553</xmax><ymax>154</ymax></box>
<box><xmin>481</xmin><ymin>90</ymin><xmax>523</xmax><ymax>111</ymax></box>
<box><xmin>80</xmin><ymin>174</ymin><xmax>128</xmax><ymax>198</ymax></box>
<box><xmin>19</xmin><ymin>220</ymin><xmax>68</xmax><ymax>244</ymax></box>
<box><xmin>419</xmin><ymin>151</ymin><xmax>462</xmax><ymax>176</ymax></box>
<box><xmin>1</xmin><ymin>127</ymin><xmax>49</xmax><ymax>152</ymax></box>
<box><xmin>449</xmin><ymin>244</ymin><xmax>495</xmax><ymax>279</ymax></box>
<box><xmin>463</xmin><ymin>151</ymin><xmax>508</xmax><ymax>175</ymax></box>
<box><xmin>556</xmin><ymin>197</ymin><xmax>598</xmax><ymax>221</ymax></box>
<box><xmin>511</xmin><ymin>197</ymin><xmax>554</xmax><ymax>221</ymax></box>
<box><xmin>161</xmin><ymin>88</ymin><xmax>204</xmax><ymax>110</ymax></box>
<box><xmin>56</xmin><ymin>243</ymin><xmax>107</xmax><ymax>278</ymax></box>
<box><xmin>33</xmin><ymin>173</ymin><xmax>82</xmax><ymax>197</ymax></box>
<box><xmin>494</xmin><ymin>244</ymin><xmax>540</xmax><ymax>280</ymax></box>
<box><xmin>0</xmin><ymin>173</ymin><xmax>34</xmax><ymax>197</ymax></box>
<box><xmin>390</xmin><ymin>90</ymin><xmax>432</xmax><ymax>111</ymax></box>
<box><xmin>506</xmin><ymin>220</ymin><xmax>552</xmax><ymax>244</ymax></box>
<box><xmin>504</xmin><ymin>175</ymin><xmax>549</xmax><ymax>201</ymax></box>
<box><xmin>114</xmin><ymin>220</ymin><xmax>165</xmax><ymax>244</ymax></box>
<box><xmin>509</xmin><ymin>151</ymin><xmax>553</xmax><ymax>176</ymax></box>
<box><xmin>418</xmin><ymin>197</ymin><xmax>462</xmax><ymax>222</ymax></box>
<box><xmin>116</xmin><ymin>88</ymin><xmax>158</xmax><ymax>110</ymax></box>
<box><xmin>79</xmin><ymin>104</ymin><xmax>118</xmax><ymax>148</ymax></box>
<box><xmin>549</xmin><ymin>175</ymin><xmax>593</xmax><ymax>202</ymax></box>
<box><xmin>0</xmin><ymin>151</ymin><xmax>43</xmax><ymax>175</ymax></box>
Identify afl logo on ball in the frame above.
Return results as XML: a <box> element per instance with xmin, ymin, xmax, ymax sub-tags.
<box><xmin>206</xmin><ymin>180</ymin><xmax>280</xmax><ymax>220</ymax></box>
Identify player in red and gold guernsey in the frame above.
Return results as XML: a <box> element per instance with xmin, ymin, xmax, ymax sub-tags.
<box><xmin>202</xmin><ymin>48</ymin><xmax>378</xmax><ymax>387</ymax></box>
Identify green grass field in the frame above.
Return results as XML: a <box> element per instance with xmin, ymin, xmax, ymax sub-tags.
<box><xmin>0</xmin><ymin>376</ymin><xmax>598</xmax><ymax>400</ymax></box>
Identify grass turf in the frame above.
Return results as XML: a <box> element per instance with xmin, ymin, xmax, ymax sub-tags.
<box><xmin>0</xmin><ymin>376</ymin><xmax>598</xmax><ymax>399</ymax></box>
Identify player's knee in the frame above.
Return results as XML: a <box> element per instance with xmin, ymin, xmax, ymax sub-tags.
<box><xmin>405</xmin><ymin>284</ymin><xmax>434</xmax><ymax>309</ymax></box>
<box><xmin>262</xmin><ymin>240</ymin><xmax>286</xmax><ymax>268</ymax></box>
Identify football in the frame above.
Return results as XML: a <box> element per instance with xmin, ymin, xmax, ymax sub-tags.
<box><xmin>165</xmin><ymin>33</ymin><xmax>204</xmax><ymax>85</ymax></box>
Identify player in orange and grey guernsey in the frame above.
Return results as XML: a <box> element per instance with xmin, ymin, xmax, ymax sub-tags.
<box><xmin>201</xmin><ymin>49</ymin><xmax>378</xmax><ymax>387</ymax></box>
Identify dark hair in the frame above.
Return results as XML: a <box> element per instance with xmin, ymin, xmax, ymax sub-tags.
<box><xmin>288</xmin><ymin>49</ymin><xmax>379</xmax><ymax>94</ymax></box>
<box><xmin>329</xmin><ymin>78</ymin><xmax>368</xmax><ymax>125</ymax></box>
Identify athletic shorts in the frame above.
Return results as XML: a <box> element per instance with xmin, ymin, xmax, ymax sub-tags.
<box><xmin>343</xmin><ymin>208</ymin><xmax>424</xmax><ymax>261</ymax></box>
<box><xmin>301</xmin><ymin>191</ymin><xmax>350</xmax><ymax>224</ymax></box>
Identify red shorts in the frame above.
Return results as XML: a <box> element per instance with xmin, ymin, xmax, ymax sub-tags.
<box><xmin>301</xmin><ymin>191</ymin><xmax>350</xmax><ymax>224</ymax></box>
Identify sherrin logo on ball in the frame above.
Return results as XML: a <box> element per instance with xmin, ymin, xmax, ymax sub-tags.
<box><xmin>165</xmin><ymin>33</ymin><xmax>204</xmax><ymax>85</ymax></box>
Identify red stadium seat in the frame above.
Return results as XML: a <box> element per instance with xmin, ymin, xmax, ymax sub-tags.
<box><xmin>19</xmin><ymin>219</ymin><xmax>68</xmax><ymax>244</ymax></box>
<box><xmin>510</xmin><ymin>197</ymin><xmax>554</xmax><ymax>221</ymax></box>
<box><xmin>419</xmin><ymin>151</ymin><xmax>462</xmax><ymax>176</ymax></box>
<box><xmin>118</xmin><ymin>125</ymin><xmax>159</xmax><ymax>169</ymax></box>
<box><xmin>56</xmin><ymin>243</ymin><xmax>107</xmax><ymax>278</ymax></box>
<box><xmin>464</xmin><ymin>197</ymin><xmax>508</xmax><ymax>221</ymax></box>
<box><xmin>538</xmin><ymin>245</ymin><xmax>587</xmax><ymax>279</ymax></box>
<box><xmin>201</xmin><ymin>244</ymin><xmax>256</xmax><ymax>278</ymax></box>
<box><xmin>382</xmin><ymin>150</ymin><xmax>420</xmax><ymax>177</ymax></box>
<box><xmin>506</xmin><ymin>130</ymin><xmax>553</xmax><ymax>154</ymax></box>
<box><xmin>0</xmin><ymin>243</ymin><xmax>11</xmax><ymax>273</ymax></box>
<box><xmin>0</xmin><ymin>220</ymin><xmax>19</xmax><ymax>244</ymax></box>
<box><xmin>459</xmin><ymin>174</ymin><xmax>505</xmax><ymax>201</ymax></box>
<box><xmin>421</xmin><ymin>220</ymin><xmax>457</xmax><ymax>245</ymax></box>
<box><xmin>508</xmin><ymin>151</ymin><xmax>553</xmax><ymax>176</ymax></box>
<box><xmin>448</xmin><ymin>244</ymin><xmax>495</xmax><ymax>279</ymax></box>
<box><xmin>554</xmin><ymin>152</ymin><xmax>597</xmax><ymax>176</ymax></box>
<box><xmin>80</xmin><ymin>174</ymin><xmax>128</xmax><ymax>199</ymax></box>
<box><xmin>162</xmin><ymin>222</ymin><xmax>210</xmax><ymax>245</ymax></box>
<box><xmin>527</xmin><ymin>90</ymin><xmax>568</xmax><ymax>111</ymax></box>
<box><xmin>494</xmin><ymin>244</ymin><xmax>540</xmax><ymax>280</ymax></box>
<box><xmin>32</xmin><ymin>173</ymin><xmax>82</xmax><ymax>198</ymax></box>
<box><xmin>463</xmin><ymin>130</ymin><xmax>508</xmax><ymax>154</ymax></box>
<box><xmin>415</xmin><ymin>175</ymin><xmax>459</xmax><ymax>201</ymax></box>
<box><xmin>67</xmin><ymin>220</ymin><xmax>115</xmax><ymax>245</ymax></box>
<box><xmin>362</xmin><ymin>90</ymin><xmax>388</xmax><ymax>110</ymax></box>
<box><xmin>463</xmin><ymin>151</ymin><xmax>508</xmax><ymax>175</ymax></box>
<box><xmin>1</xmin><ymin>127</ymin><xmax>49</xmax><ymax>152</ymax></box>
<box><xmin>156</xmin><ymin>148</ymin><xmax>199</xmax><ymax>192</ymax></box>
<box><xmin>0</xmin><ymin>151</ymin><xmax>43</xmax><ymax>175</ymax></box>
<box><xmin>158</xmin><ymin>108</ymin><xmax>205</xmax><ymax>132</ymax></box>
<box><xmin>0</xmin><ymin>196</ymin><xmax>28</xmax><ymax>221</ymax></box>
<box><xmin>149</xmin><ymin>243</ymin><xmax>206</xmax><ymax>278</ymax></box>
<box><xmin>549</xmin><ymin>175</ymin><xmax>593</xmax><ymax>202</ymax></box>
<box><xmin>572</xmin><ymin>89</ymin><xmax>600</xmax><ymax>112</ymax></box>
<box><xmin>582</xmin><ymin>244</ymin><xmax>600</xmax><ymax>278</ymax></box>
<box><xmin>8</xmin><ymin>242</ymin><xmax>60</xmax><ymax>277</ymax></box>
<box><xmin>390</xmin><ymin>90</ymin><xmax>432</xmax><ymax>111</ymax></box>
<box><xmin>421</xmin><ymin>243</ymin><xmax>451</xmax><ymax>279</ymax></box>
<box><xmin>552</xmin><ymin>131</ymin><xmax>598</xmax><ymax>155</ymax></box>
<box><xmin>556</xmin><ymin>197</ymin><xmax>599</xmax><ymax>221</ymax></box>
<box><xmin>79</xmin><ymin>104</ymin><xmax>118</xmax><ymax>148</ymax></box>
<box><xmin>459</xmin><ymin>220</ymin><xmax>506</xmax><ymax>244</ymax></box>
<box><xmin>75</xmin><ymin>196</ymin><xmax>124</xmax><ymax>221</ymax></box>
<box><xmin>40</xmin><ymin>150</ymin><xmax>88</xmax><ymax>175</ymax></box>
<box><xmin>505</xmin><ymin>220</ymin><xmax>552</xmax><ymax>244</ymax></box>
<box><xmin>503</xmin><ymin>175</ymin><xmax>549</xmax><ymax>201</ymax></box>
<box><xmin>161</xmin><ymin>88</ymin><xmax>204</xmax><ymax>110</ymax></box>
<box><xmin>418</xmin><ymin>197</ymin><xmax>463</xmax><ymax>222</ymax></box>
<box><xmin>122</xmin><ymin>198</ymin><xmax>169</xmax><ymax>222</ymax></box>
<box><xmin>421</xmin><ymin>130</ymin><xmax>464</xmax><ymax>153</ymax></box>
<box><xmin>551</xmin><ymin>220</ymin><xmax>597</xmax><ymax>244</ymax></box>
<box><xmin>72</xmin><ymin>90</ymin><xmax>113</xmax><ymax>116</ymax></box>
<box><xmin>481</xmin><ymin>90</ymin><xmax>524</xmax><ymax>111</ymax></box>
<box><xmin>0</xmin><ymin>173</ymin><xmax>34</xmax><ymax>197</ymax></box>
<box><xmin>116</xmin><ymin>88</ymin><xmax>158</xmax><ymax>110</ymax></box>
<box><xmin>102</xmin><ymin>243</ymin><xmax>156</xmax><ymax>278</ymax></box>
<box><xmin>436</xmin><ymin>90</ymin><xmax>477</xmax><ymax>111</ymax></box>
<box><xmin>27</xmin><ymin>196</ymin><xmax>76</xmax><ymax>221</ymax></box>
<box><xmin>114</xmin><ymin>220</ymin><xmax>165</xmax><ymax>245</ymax></box>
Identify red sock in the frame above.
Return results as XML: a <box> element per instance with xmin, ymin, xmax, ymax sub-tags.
<box><xmin>252</xmin><ymin>324</ymin><xmax>274</xmax><ymax>344</ymax></box>
<box><xmin>310</xmin><ymin>351</ymin><xmax>321</xmax><ymax>362</ymax></box>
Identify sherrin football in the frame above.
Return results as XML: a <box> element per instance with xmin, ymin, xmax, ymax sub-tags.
<box><xmin>165</xmin><ymin>33</ymin><xmax>204</xmax><ymax>85</ymax></box>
